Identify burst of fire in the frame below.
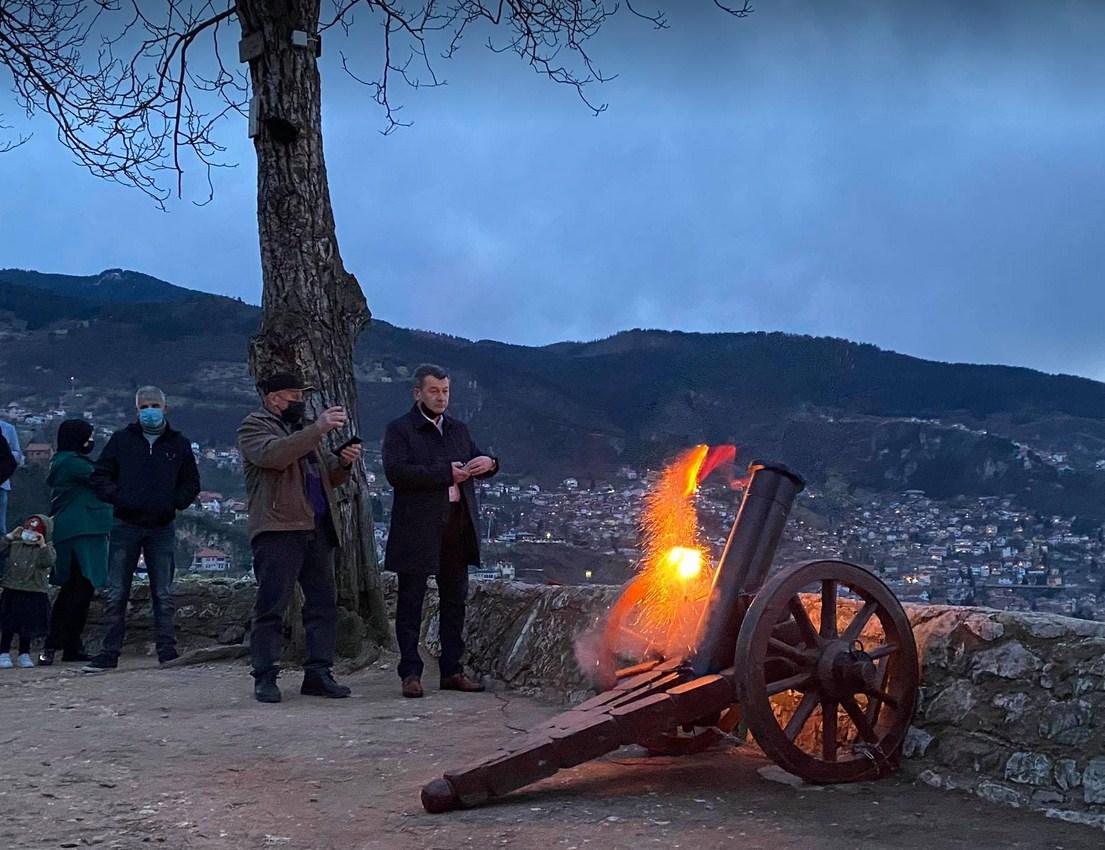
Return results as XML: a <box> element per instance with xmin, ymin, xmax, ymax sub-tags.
<box><xmin>665</xmin><ymin>546</ymin><xmax>703</xmax><ymax>580</ymax></box>
<box><xmin>602</xmin><ymin>444</ymin><xmax>737</xmax><ymax>664</ymax></box>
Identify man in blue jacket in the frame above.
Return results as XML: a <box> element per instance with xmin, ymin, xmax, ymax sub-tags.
<box><xmin>84</xmin><ymin>386</ymin><xmax>201</xmax><ymax>671</ymax></box>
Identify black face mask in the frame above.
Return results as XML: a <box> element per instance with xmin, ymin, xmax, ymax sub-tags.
<box><xmin>280</xmin><ymin>401</ymin><xmax>306</xmax><ymax>425</ymax></box>
<box><xmin>79</xmin><ymin>440</ymin><xmax>95</xmax><ymax>456</ymax></box>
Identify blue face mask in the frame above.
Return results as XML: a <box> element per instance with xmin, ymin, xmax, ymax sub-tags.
<box><xmin>138</xmin><ymin>407</ymin><xmax>165</xmax><ymax>429</ymax></box>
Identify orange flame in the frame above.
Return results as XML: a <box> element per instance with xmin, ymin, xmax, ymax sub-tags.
<box><xmin>601</xmin><ymin>445</ymin><xmax>737</xmax><ymax>664</ymax></box>
<box><xmin>697</xmin><ymin>444</ymin><xmax>737</xmax><ymax>488</ymax></box>
<box><xmin>665</xmin><ymin>546</ymin><xmax>703</xmax><ymax>580</ymax></box>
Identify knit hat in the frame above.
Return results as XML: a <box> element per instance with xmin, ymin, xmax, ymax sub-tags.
<box><xmin>57</xmin><ymin>419</ymin><xmax>94</xmax><ymax>452</ymax></box>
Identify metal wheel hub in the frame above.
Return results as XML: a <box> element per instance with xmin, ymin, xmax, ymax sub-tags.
<box><xmin>817</xmin><ymin>640</ymin><xmax>879</xmax><ymax>701</ymax></box>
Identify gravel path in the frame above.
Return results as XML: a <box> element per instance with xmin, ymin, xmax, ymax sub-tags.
<box><xmin>0</xmin><ymin>656</ymin><xmax>1096</xmax><ymax>850</ymax></box>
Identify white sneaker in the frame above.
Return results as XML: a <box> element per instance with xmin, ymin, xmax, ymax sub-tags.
<box><xmin>0</xmin><ymin>653</ymin><xmax>12</xmax><ymax>669</ymax></box>
<box><xmin>16</xmin><ymin>653</ymin><xmax>34</xmax><ymax>668</ymax></box>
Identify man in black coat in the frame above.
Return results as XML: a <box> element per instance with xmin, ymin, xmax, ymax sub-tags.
<box><xmin>84</xmin><ymin>386</ymin><xmax>200</xmax><ymax>671</ymax></box>
<box><xmin>383</xmin><ymin>364</ymin><xmax>498</xmax><ymax>698</ymax></box>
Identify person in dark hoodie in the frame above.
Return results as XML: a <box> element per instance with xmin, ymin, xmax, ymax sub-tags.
<box><xmin>0</xmin><ymin>514</ymin><xmax>55</xmax><ymax>668</ymax></box>
<box><xmin>84</xmin><ymin>387</ymin><xmax>200</xmax><ymax>672</ymax></box>
<box><xmin>40</xmin><ymin>419</ymin><xmax>113</xmax><ymax>665</ymax></box>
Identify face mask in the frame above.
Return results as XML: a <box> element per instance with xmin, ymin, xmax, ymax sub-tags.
<box><xmin>280</xmin><ymin>401</ymin><xmax>306</xmax><ymax>425</ymax></box>
<box><xmin>139</xmin><ymin>408</ymin><xmax>165</xmax><ymax>429</ymax></box>
<box><xmin>80</xmin><ymin>440</ymin><xmax>95</xmax><ymax>456</ymax></box>
<box><xmin>20</xmin><ymin>530</ymin><xmax>40</xmax><ymax>544</ymax></box>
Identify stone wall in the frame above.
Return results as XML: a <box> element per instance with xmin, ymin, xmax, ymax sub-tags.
<box><xmin>905</xmin><ymin>604</ymin><xmax>1105</xmax><ymax>829</ymax></box>
<box><xmin>94</xmin><ymin>576</ymin><xmax>1105</xmax><ymax>828</ymax></box>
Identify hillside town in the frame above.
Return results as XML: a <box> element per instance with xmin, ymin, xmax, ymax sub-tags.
<box><xmin>6</xmin><ymin>398</ymin><xmax>1105</xmax><ymax>622</ymax></box>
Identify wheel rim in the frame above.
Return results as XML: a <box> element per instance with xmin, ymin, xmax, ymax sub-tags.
<box><xmin>735</xmin><ymin>560</ymin><xmax>919</xmax><ymax>783</ymax></box>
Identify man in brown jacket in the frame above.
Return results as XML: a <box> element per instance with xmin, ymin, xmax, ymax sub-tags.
<box><xmin>238</xmin><ymin>372</ymin><xmax>362</xmax><ymax>703</ymax></box>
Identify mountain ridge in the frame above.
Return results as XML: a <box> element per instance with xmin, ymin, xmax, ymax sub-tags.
<box><xmin>3</xmin><ymin>266</ymin><xmax>1104</xmax><ymax>519</ymax></box>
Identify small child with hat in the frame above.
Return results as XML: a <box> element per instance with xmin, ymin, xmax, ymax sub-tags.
<box><xmin>0</xmin><ymin>514</ymin><xmax>56</xmax><ymax>668</ymax></box>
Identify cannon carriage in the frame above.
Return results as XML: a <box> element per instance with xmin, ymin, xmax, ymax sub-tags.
<box><xmin>422</xmin><ymin>461</ymin><xmax>920</xmax><ymax>812</ymax></box>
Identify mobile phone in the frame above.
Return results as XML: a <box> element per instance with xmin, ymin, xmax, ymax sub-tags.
<box><xmin>333</xmin><ymin>435</ymin><xmax>363</xmax><ymax>455</ymax></box>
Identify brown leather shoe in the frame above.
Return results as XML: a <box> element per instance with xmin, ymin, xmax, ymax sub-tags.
<box><xmin>439</xmin><ymin>672</ymin><xmax>485</xmax><ymax>693</ymax></box>
<box><xmin>402</xmin><ymin>675</ymin><xmax>424</xmax><ymax>698</ymax></box>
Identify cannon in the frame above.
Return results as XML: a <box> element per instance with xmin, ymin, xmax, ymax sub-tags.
<box><xmin>421</xmin><ymin>461</ymin><xmax>920</xmax><ymax>812</ymax></box>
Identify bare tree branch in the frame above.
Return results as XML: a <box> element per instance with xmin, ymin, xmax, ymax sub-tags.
<box><xmin>0</xmin><ymin>0</ymin><xmax>242</xmax><ymax>206</ymax></box>
<box><xmin>0</xmin><ymin>111</ymin><xmax>30</xmax><ymax>151</ymax></box>
<box><xmin>0</xmin><ymin>1</ymin><xmax>750</xmax><ymax>199</ymax></box>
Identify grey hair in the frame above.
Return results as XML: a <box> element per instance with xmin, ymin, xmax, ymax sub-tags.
<box><xmin>135</xmin><ymin>385</ymin><xmax>166</xmax><ymax>407</ymax></box>
<box><xmin>413</xmin><ymin>364</ymin><xmax>449</xmax><ymax>389</ymax></box>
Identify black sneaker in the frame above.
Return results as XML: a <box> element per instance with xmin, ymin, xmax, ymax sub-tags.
<box><xmin>253</xmin><ymin>669</ymin><xmax>282</xmax><ymax>703</ymax></box>
<box><xmin>301</xmin><ymin>670</ymin><xmax>351</xmax><ymax>699</ymax></box>
<box><xmin>38</xmin><ymin>649</ymin><xmax>56</xmax><ymax>666</ymax></box>
<box><xmin>158</xmin><ymin>650</ymin><xmax>180</xmax><ymax>665</ymax></box>
<box><xmin>82</xmin><ymin>654</ymin><xmax>117</xmax><ymax>673</ymax></box>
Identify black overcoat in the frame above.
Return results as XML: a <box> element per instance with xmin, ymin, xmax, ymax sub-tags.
<box><xmin>382</xmin><ymin>404</ymin><xmax>498</xmax><ymax>575</ymax></box>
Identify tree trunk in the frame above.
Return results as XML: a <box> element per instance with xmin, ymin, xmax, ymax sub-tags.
<box><xmin>236</xmin><ymin>0</ymin><xmax>390</xmax><ymax>650</ymax></box>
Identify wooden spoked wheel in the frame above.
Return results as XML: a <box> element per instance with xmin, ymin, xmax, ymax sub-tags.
<box><xmin>735</xmin><ymin>560</ymin><xmax>919</xmax><ymax>783</ymax></box>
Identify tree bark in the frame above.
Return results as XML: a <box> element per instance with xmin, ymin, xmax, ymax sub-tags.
<box><xmin>236</xmin><ymin>0</ymin><xmax>390</xmax><ymax>649</ymax></box>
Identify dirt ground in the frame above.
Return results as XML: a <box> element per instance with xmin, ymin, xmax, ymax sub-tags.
<box><xmin>0</xmin><ymin>655</ymin><xmax>1098</xmax><ymax>850</ymax></box>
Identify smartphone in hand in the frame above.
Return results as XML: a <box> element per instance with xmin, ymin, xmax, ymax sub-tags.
<box><xmin>332</xmin><ymin>435</ymin><xmax>363</xmax><ymax>456</ymax></box>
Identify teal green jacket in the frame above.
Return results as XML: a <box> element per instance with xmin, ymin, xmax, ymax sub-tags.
<box><xmin>47</xmin><ymin>452</ymin><xmax>114</xmax><ymax>542</ymax></box>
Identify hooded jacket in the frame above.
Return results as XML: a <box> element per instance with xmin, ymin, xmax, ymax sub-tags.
<box><xmin>48</xmin><ymin>451</ymin><xmax>114</xmax><ymax>542</ymax></box>
<box><xmin>0</xmin><ymin>514</ymin><xmax>56</xmax><ymax>593</ymax></box>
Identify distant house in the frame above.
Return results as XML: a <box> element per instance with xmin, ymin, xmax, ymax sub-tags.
<box><xmin>24</xmin><ymin>443</ymin><xmax>53</xmax><ymax>465</ymax></box>
<box><xmin>225</xmin><ymin>500</ymin><xmax>249</xmax><ymax>522</ymax></box>
<box><xmin>191</xmin><ymin>548</ymin><xmax>231</xmax><ymax>572</ymax></box>
<box><xmin>197</xmin><ymin>491</ymin><xmax>224</xmax><ymax>514</ymax></box>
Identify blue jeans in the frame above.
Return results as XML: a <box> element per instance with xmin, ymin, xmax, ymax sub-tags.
<box><xmin>98</xmin><ymin>522</ymin><xmax>177</xmax><ymax>662</ymax></box>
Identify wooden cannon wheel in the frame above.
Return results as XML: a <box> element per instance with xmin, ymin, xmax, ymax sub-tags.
<box><xmin>734</xmin><ymin>559</ymin><xmax>919</xmax><ymax>783</ymax></box>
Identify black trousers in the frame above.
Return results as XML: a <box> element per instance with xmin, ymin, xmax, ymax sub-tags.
<box><xmin>46</xmin><ymin>557</ymin><xmax>95</xmax><ymax>655</ymax></box>
<box><xmin>396</xmin><ymin>503</ymin><xmax>471</xmax><ymax>680</ymax></box>
<box><xmin>250</xmin><ymin>523</ymin><xmax>338</xmax><ymax>676</ymax></box>
<box><xmin>0</xmin><ymin>631</ymin><xmax>30</xmax><ymax>654</ymax></box>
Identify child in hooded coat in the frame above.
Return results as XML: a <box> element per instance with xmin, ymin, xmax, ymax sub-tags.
<box><xmin>0</xmin><ymin>514</ymin><xmax>56</xmax><ymax>668</ymax></box>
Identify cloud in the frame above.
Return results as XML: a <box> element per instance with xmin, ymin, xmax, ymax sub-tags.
<box><xmin>1</xmin><ymin>0</ymin><xmax>1104</xmax><ymax>379</ymax></box>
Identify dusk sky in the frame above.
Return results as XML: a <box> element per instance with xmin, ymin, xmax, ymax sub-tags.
<box><xmin>2</xmin><ymin>1</ymin><xmax>1104</xmax><ymax>379</ymax></box>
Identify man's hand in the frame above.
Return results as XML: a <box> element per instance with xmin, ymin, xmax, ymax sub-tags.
<box><xmin>317</xmin><ymin>406</ymin><xmax>348</xmax><ymax>434</ymax></box>
<box><xmin>464</xmin><ymin>456</ymin><xmax>496</xmax><ymax>477</ymax></box>
<box><xmin>451</xmin><ymin>461</ymin><xmax>471</xmax><ymax>484</ymax></box>
<box><xmin>339</xmin><ymin>443</ymin><xmax>362</xmax><ymax>468</ymax></box>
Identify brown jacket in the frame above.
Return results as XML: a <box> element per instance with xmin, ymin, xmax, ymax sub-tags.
<box><xmin>237</xmin><ymin>407</ymin><xmax>351</xmax><ymax>541</ymax></box>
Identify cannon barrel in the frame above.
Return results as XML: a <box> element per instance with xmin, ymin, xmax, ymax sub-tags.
<box><xmin>691</xmin><ymin>461</ymin><xmax>805</xmax><ymax>676</ymax></box>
